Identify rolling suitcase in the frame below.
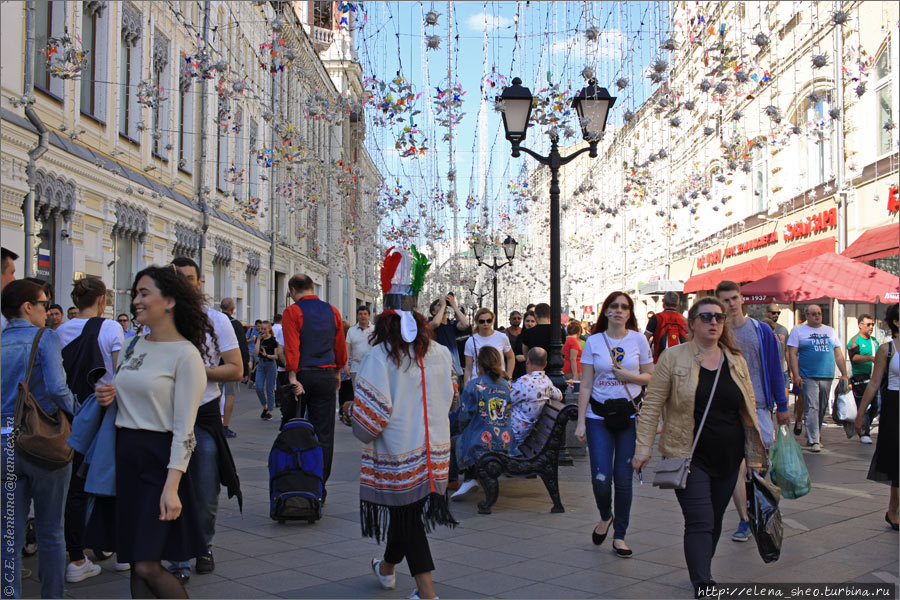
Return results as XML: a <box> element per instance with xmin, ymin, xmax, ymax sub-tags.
<box><xmin>268</xmin><ymin>418</ymin><xmax>324</xmax><ymax>523</ymax></box>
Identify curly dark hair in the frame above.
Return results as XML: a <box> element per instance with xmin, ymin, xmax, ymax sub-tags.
<box><xmin>369</xmin><ymin>310</ymin><xmax>433</xmax><ymax>368</ymax></box>
<box><xmin>131</xmin><ymin>265</ymin><xmax>218</xmax><ymax>362</ymax></box>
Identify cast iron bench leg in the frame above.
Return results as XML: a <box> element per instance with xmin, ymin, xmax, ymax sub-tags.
<box><xmin>476</xmin><ymin>474</ymin><xmax>499</xmax><ymax>514</ymax></box>
<box><xmin>540</xmin><ymin>470</ymin><xmax>565</xmax><ymax>513</ymax></box>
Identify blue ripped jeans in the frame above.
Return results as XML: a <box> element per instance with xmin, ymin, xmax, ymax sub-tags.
<box><xmin>585</xmin><ymin>417</ymin><xmax>635</xmax><ymax>541</ymax></box>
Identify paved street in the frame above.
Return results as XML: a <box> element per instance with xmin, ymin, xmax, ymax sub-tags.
<box><xmin>24</xmin><ymin>386</ymin><xmax>899</xmax><ymax>599</ymax></box>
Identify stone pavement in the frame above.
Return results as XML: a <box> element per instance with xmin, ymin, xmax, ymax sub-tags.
<box><xmin>24</xmin><ymin>386</ymin><xmax>899</xmax><ymax>599</ymax></box>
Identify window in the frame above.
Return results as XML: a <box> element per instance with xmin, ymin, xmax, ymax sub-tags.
<box><xmin>152</xmin><ymin>32</ymin><xmax>170</xmax><ymax>158</ymax></box>
<box><xmin>875</xmin><ymin>50</ymin><xmax>894</xmax><ymax>156</ymax></box>
<box><xmin>114</xmin><ymin>235</ymin><xmax>134</xmax><ymax>316</ymax></box>
<box><xmin>313</xmin><ymin>1</ymin><xmax>332</xmax><ymax>28</ymax></box>
<box><xmin>216</xmin><ymin>96</ymin><xmax>228</xmax><ymax>191</ymax></box>
<box><xmin>795</xmin><ymin>91</ymin><xmax>834</xmax><ymax>189</ymax></box>
<box><xmin>213</xmin><ymin>262</ymin><xmax>225</xmax><ymax>305</ymax></box>
<box><xmin>248</xmin><ymin>119</ymin><xmax>258</xmax><ymax>200</ymax></box>
<box><xmin>752</xmin><ymin>143</ymin><xmax>768</xmax><ymax>213</ymax></box>
<box><xmin>80</xmin><ymin>2</ymin><xmax>109</xmax><ymax>118</ymax></box>
<box><xmin>34</xmin><ymin>0</ymin><xmax>65</xmax><ymax>98</ymax></box>
<box><xmin>233</xmin><ymin>107</ymin><xmax>243</xmax><ymax>200</ymax></box>
<box><xmin>178</xmin><ymin>63</ymin><xmax>193</xmax><ymax>172</ymax></box>
<box><xmin>245</xmin><ymin>271</ymin><xmax>256</xmax><ymax>322</ymax></box>
<box><xmin>119</xmin><ymin>4</ymin><xmax>143</xmax><ymax>141</ymax></box>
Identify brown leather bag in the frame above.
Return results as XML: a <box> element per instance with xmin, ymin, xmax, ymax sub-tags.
<box><xmin>12</xmin><ymin>328</ymin><xmax>74</xmax><ymax>470</ymax></box>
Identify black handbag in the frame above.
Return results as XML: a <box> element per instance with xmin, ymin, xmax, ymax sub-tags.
<box><xmin>591</xmin><ymin>333</ymin><xmax>641</xmax><ymax>431</ymax></box>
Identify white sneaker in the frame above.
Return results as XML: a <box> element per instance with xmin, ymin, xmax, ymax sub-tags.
<box><xmin>371</xmin><ymin>558</ymin><xmax>395</xmax><ymax>590</ymax></box>
<box><xmin>450</xmin><ymin>479</ymin><xmax>479</xmax><ymax>501</ymax></box>
<box><xmin>860</xmin><ymin>435</ymin><xmax>873</xmax><ymax>444</ymax></box>
<box><xmin>66</xmin><ymin>558</ymin><xmax>102</xmax><ymax>583</ymax></box>
<box><xmin>408</xmin><ymin>590</ymin><xmax>439</xmax><ymax>599</ymax></box>
<box><xmin>114</xmin><ymin>561</ymin><xmax>131</xmax><ymax>571</ymax></box>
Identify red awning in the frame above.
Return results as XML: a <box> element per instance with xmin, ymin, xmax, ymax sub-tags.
<box><xmin>842</xmin><ymin>223</ymin><xmax>899</xmax><ymax>262</ymax></box>
<box><xmin>767</xmin><ymin>237</ymin><xmax>835</xmax><ymax>274</ymax></box>
<box><xmin>719</xmin><ymin>256</ymin><xmax>770</xmax><ymax>284</ymax></box>
<box><xmin>741</xmin><ymin>252</ymin><xmax>899</xmax><ymax>304</ymax></box>
<box><xmin>683</xmin><ymin>269</ymin><xmax>720</xmax><ymax>294</ymax></box>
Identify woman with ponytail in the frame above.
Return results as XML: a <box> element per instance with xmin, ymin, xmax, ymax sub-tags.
<box><xmin>353</xmin><ymin>247</ymin><xmax>456</xmax><ymax>600</ymax></box>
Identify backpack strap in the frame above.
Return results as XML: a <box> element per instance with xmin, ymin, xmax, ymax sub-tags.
<box><xmin>116</xmin><ymin>335</ymin><xmax>141</xmax><ymax>375</ymax></box>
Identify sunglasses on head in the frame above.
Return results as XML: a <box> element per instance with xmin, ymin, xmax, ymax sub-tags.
<box><xmin>478</xmin><ymin>318</ymin><xmax>493</xmax><ymax>324</ymax></box>
<box><xmin>696</xmin><ymin>312</ymin><xmax>726</xmax><ymax>324</ymax></box>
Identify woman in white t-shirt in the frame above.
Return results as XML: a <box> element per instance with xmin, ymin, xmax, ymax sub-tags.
<box><xmin>575</xmin><ymin>292</ymin><xmax>653</xmax><ymax>558</ymax></box>
<box><xmin>55</xmin><ymin>277</ymin><xmax>125</xmax><ymax>580</ymax></box>
<box><xmin>463</xmin><ymin>308</ymin><xmax>514</xmax><ymax>385</ymax></box>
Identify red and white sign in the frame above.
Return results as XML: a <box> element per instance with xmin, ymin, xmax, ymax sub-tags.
<box><xmin>782</xmin><ymin>208</ymin><xmax>837</xmax><ymax>241</ymax></box>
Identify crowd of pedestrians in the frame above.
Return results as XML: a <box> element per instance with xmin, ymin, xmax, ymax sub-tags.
<box><xmin>1</xmin><ymin>238</ymin><xmax>896</xmax><ymax>600</ymax></box>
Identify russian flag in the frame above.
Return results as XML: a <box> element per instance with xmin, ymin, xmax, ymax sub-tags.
<box><xmin>38</xmin><ymin>249</ymin><xmax>50</xmax><ymax>269</ymax></box>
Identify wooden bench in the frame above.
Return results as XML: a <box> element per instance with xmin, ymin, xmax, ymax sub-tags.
<box><xmin>472</xmin><ymin>399</ymin><xmax>578</xmax><ymax>515</ymax></box>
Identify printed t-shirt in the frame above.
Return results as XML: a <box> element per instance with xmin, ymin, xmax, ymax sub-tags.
<box><xmin>464</xmin><ymin>331</ymin><xmax>512</xmax><ymax>377</ymax></box>
<box><xmin>787</xmin><ymin>324</ymin><xmax>840</xmax><ymax>379</ymax></box>
<box><xmin>580</xmin><ymin>330</ymin><xmax>652</xmax><ymax>419</ymax></box>
<box><xmin>56</xmin><ymin>317</ymin><xmax>125</xmax><ymax>386</ymax></box>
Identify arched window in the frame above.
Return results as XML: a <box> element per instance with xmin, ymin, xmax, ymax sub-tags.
<box><xmin>791</xmin><ymin>90</ymin><xmax>834</xmax><ymax>189</ymax></box>
<box><xmin>751</xmin><ymin>140</ymin><xmax>768</xmax><ymax>214</ymax></box>
<box><xmin>875</xmin><ymin>48</ymin><xmax>894</xmax><ymax>157</ymax></box>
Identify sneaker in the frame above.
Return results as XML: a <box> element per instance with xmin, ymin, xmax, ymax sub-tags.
<box><xmin>263</xmin><ymin>411</ymin><xmax>273</xmax><ymax>421</ymax></box>
<box><xmin>860</xmin><ymin>435</ymin><xmax>873</xmax><ymax>444</ymax></box>
<box><xmin>408</xmin><ymin>589</ymin><xmax>439</xmax><ymax>599</ymax></box>
<box><xmin>260</xmin><ymin>409</ymin><xmax>268</xmax><ymax>420</ymax></box>
<box><xmin>114</xmin><ymin>561</ymin><xmax>131</xmax><ymax>571</ymax></box>
<box><xmin>195</xmin><ymin>551</ymin><xmax>214</xmax><ymax>574</ymax></box>
<box><xmin>731</xmin><ymin>520</ymin><xmax>751</xmax><ymax>542</ymax></box>
<box><xmin>450</xmin><ymin>479</ymin><xmax>479</xmax><ymax>501</ymax></box>
<box><xmin>370</xmin><ymin>558</ymin><xmax>395</xmax><ymax>590</ymax></box>
<box><xmin>65</xmin><ymin>558</ymin><xmax>102</xmax><ymax>583</ymax></box>
<box><xmin>224</xmin><ymin>427</ymin><xmax>237</xmax><ymax>439</ymax></box>
<box><xmin>167</xmin><ymin>563</ymin><xmax>190</xmax><ymax>583</ymax></box>
<box><xmin>809</xmin><ymin>443</ymin><xmax>822</xmax><ymax>453</ymax></box>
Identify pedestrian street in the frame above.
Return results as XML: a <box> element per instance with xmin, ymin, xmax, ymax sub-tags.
<box><xmin>23</xmin><ymin>386</ymin><xmax>899</xmax><ymax>600</ymax></box>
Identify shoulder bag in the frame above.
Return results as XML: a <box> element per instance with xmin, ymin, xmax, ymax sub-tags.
<box><xmin>653</xmin><ymin>354</ymin><xmax>724</xmax><ymax>490</ymax></box>
<box><xmin>589</xmin><ymin>333</ymin><xmax>641</xmax><ymax>431</ymax></box>
<box><xmin>12</xmin><ymin>328</ymin><xmax>74</xmax><ymax>470</ymax></box>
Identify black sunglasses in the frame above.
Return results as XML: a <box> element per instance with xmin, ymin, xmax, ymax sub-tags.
<box><xmin>696</xmin><ymin>312</ymin><xmax>726</xmax><ymax>324</ymax></box>
<box><xmin>478</xmin><ymin>318</ymin><xmax>493</xmax><ymax>324</ymax></box>
<box><xmin>31</xmin><ymin>300</ymin><xmax>50</xmax><ymax>310</ymax></box>
<box><xmin>767</xmin><ymin>310</ymin><xmax>781</xmax><ymax>315</ymax></box>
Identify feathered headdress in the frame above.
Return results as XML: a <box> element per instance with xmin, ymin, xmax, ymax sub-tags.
<box><xmin>380</xmin><ymin>246</ymin><xmax>431</xmax><ymax>342</ymax></box>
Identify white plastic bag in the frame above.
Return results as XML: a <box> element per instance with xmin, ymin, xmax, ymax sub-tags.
<box><xmin>834</xmin><ymin>391</ymin><xmax>857</xmax><ymax>422</ymax></box>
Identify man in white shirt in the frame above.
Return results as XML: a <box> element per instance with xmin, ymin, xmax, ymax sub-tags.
<box><xmin>510</xmin><ymin>348</ymin><xmax>562</xmax><ymax>443</ymax></box>
<box><xmin>344</xmin><ymin>305</ymin><xmax>374</xmax><ymax>412</ymax></box>
<box><xmin>168</xmin><ymin>257</ymin><xmax>242</xmax><ymax>582</ymax></box>
<box><xmin>464</xmin><ymin>308</ymin><xmax>515</xmax><ymax>384</ymax></box>
<box><xmin>272</xmin><ymin>313</ymin><xmax>286</xmax><ymax>388</ymax></box>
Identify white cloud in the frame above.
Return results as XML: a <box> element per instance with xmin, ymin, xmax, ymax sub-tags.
<box><xmin>550</xmin><ymin>30</ymin><xmax>625</xmax><ymax>61</ymax></box>
<box><xmin>465</xmin><ymin>12</ymin><xmax>513</xmax><ymax>32</ymax></box>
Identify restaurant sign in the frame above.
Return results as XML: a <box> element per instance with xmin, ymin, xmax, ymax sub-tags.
<box><xmin>696</xmin><ymin>231</ymin><xmax>779</xmax><ymax>269</ymax></box>
<box><xmin>782</xmin><ymin>208</ymin><xmax>837</xmax><ymax>241</ymax></box>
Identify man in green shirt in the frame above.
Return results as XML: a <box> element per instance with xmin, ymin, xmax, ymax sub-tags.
<box><xmin>848</xmin><ymin>313</ymin><xmax>879</xmax><ymax>444</ymax></box>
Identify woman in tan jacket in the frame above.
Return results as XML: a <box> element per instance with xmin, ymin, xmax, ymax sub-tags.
<box><xmin>633</xmin><ymin>297</ymin><xmax>766</xmax><ymax>598</ymax></box>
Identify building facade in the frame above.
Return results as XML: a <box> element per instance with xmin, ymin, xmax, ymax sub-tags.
<box><xmin>1</xmin><ymin>0</ymin><xmax>380</xmax><ymax>323</ymax></box>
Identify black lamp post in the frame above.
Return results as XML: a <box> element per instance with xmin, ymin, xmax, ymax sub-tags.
<box><xmin>472</xmin><ymin>235</ymin><xmax>518</xmax><ymax>319</ymax></box>
<box><xmin>499</xmin><ymin>77</ymin><xmax>616</xmax><ymax>391</ymax></box>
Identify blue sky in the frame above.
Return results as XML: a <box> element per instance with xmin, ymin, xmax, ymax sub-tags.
<box><xmin>356</xmin><ymin>1</ymin><xmax>672</xmax><ymax>248</ymax></box>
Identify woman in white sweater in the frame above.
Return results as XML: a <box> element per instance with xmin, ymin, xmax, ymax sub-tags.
<box><xmin>93</xmin><ymin>266</ymin><xmax>213</xmax><ymax>598</ymax></box>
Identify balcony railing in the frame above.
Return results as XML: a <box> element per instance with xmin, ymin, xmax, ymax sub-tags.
<box><xmin>309</xmin><ymin>26</ymin><xmax>334</xmax><ymax>48</ymax></box>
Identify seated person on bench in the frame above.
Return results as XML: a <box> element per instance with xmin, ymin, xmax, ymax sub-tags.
<box><xmin>451</xmin><ymin>346</ymin><xmax>515</xmax><ymax>500</ymax></box>
<box><xmin>509</xmin><ymin>348</ymin><xmax>562</xmax><ymax>444</ymax></box>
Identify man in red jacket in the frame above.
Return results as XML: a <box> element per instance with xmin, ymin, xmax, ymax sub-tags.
<box><xmin>282</xmin><ymin>274</ymin><xmax>347</xmax><ymax>489</ymax></box>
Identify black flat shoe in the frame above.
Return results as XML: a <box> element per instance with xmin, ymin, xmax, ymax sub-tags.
<box><xmin>886</xmin><ymin>512</ymin><xmax>899</xmax><ymax>531</ymax></box>
<box><xmin>793</xmin><ymin>422</ymin><xmax>802</xmax><ymax>435</ymax></box>
<box><xmin>592</xmin><ymin>516</ymin><xmax>613</xmax><ymax>545</ymax></box>
<box><xmin>613</xmin><ymin>540</ymin><xmax>633</xmax><ymax>558</ymax></box>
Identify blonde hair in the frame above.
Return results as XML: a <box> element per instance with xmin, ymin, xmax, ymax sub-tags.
<box><xmin>474</xmin><ymin>307</ymin><xmax>494</xmax><ymax>324</ymax></box>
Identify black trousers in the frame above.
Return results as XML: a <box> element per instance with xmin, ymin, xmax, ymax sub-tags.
<box><xmin>280</xmin><ymin>369</ymin><xmax>338</xmax><ymax>485</ymax></box>
<box><xmin>674</xmin><ymin>464</ymin><xmax>741</xmax><ymax>593</ymax></box>
<box><xmin>851</xmin><ymin>375</ymin><xmax>878</xmax><ymax>436</ymax></box>
<box><xmin>384</xmin><ymin>507</ymin><xmax>435</xmax><ymax>577</ymax></box>
<box><xmin>64</xmin><ymin>452</ymin><xmax>87</xmax><ymax>562</ymax></box>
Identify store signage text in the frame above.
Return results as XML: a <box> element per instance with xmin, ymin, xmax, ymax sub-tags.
<box><xmin>696</xmin><ymin>232</ymin><xmax>779</xmax><ymax>269</ymax></box>
<box><xmin>782</xmin><ymin>208</ymin><xmax>837</xmax><ymax>241</ymax></box>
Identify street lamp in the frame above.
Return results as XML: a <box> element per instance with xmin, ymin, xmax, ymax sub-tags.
<box><xmin>471</xmin><ymin>235</ymin><xmax>518</xmax><ymax>319</ymax></box>
<box><xmin>499</xmin><ymin>77</ymin><xmax>616</xmax><ymax>391</ymax></box>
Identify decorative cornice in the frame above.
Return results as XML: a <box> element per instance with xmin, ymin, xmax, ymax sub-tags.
<box><xmin>121</xmin><ymin>3</ymin><xmax>142</xmax><ymax>47</ymax></box>
<box><xmin>212</xmin><ymin>236</ymin><xmax>233</xmax><ymax>265</ymax></box>
<box><xmin>246</xmin><ymin>251</ymin><xmax>261</xmax><ymax>274</ymax></box>
<box><xmin>85</xmin><ymin>0</ymin><xmax>107</xmax><ymax>17</ymax></box>
<box><xmin>153</xmin><ymin>32</ymin><xmax>170</xmax><ymax>73</ymax></box>
<box><xmin>173</xmin><ymin>222</ymin><xmax>201</xmax><ymax>258</ymax></box>
<box><xmin>112</xmin><ymin>200</ymin><xmax>149</xmax><ymax>242</ymax></box>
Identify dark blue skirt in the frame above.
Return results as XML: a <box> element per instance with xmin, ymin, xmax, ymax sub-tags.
<box><xmin>87</xmin><ymin>428</ymin><xmax>206</xmax><ymax>563</ymax></box>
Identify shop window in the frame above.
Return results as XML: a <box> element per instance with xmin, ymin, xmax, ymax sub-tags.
<box><xmin>80</xmin><ymin>1</ymin><xmax>108</xmax><ymax>120</ymax></box>
<box><xmin>875</xmin><ymin>50</ymin><xmax>894</xmax><ymax>157</ymax></box>
<box><xmin>34</xmin><ymin>0</ymin><xmax>65</xmax><ymax>99</ymax></box>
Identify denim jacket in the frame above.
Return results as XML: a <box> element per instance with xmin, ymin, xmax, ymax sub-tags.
<box><xmin>456</xmin><ymin>374</ymin><xmax>516</xmax><ymax>469</ymax></box>
<box><xmin>1</xmin><ymin>319</ymin><xmax>75</xmax><ymax>432</ymax></box>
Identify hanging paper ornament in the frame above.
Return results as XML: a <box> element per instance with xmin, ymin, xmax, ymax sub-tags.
<box><xmin>660</xmin><ymin>38</ymin><xmax>678</xmax><ymax>51</ymax></box>
<box><xmin>855</xmin><ymin>82</ymin><xmax>866</xmax><ymax>97</ymax></box>
<box><xmin>828</xmin><ymin>107</ymin><xmax>841</xmax><ymax>120</ymax></box>
<box><xmin>734</xmin><ymin>70</ymin><xmax>750</xmax><ymax>84</ymax></box>
<box><xmin>337</xmin><ymin>1</ymin><xmax>356</xmax><ymax>27</ymax></box>
<box><xmin>581</xmin><ymin>66</ymin><xmax>595</xmax><ymax>80</ymax></box>
<box><xmin>831</xmin><ymin>10</ymin><xmax>850</xmax><ymax>25</ymax></box>
<box><xmin>764</xmin><ymin>105</ymin><xmax>782</xmax><ymax>122</ymax></box>
<box><xmin>684</xmin><ymin>100</ymin><xmax>696</xmax><ymax>110</ymax></box>
<box><xmin>137</xmin><ymin>79</ymin><xmax>167</xmax><ymax>108</ymax></box>
<box><xmin>426</xmin><ymin>35</ymin><xmax>441</xmax><ymax>50</ymax></box>
<box><xmin>811</xmin><ymin>54</ymin><xmax>828</xmax><ymax>69</ymax></box>
<box><xmin>658</xmin><ymin>149</ymin><xmax>668</xmax><ymax>159</ymax></box>
<box><xmin>731</xmin><ymin>110</ymin><xmax>742</xmax><ymax>121</ymax></box>
<box><xmin>699</xmin><ymin>79</ymin><xmax>712</xmax><ymax>92</ymax></box>
<box><xmin>43</xmin><ymin>31</ymin><xmax>88</xmax><ymax>79</ymax></box>
<box><xmin>741</xmin><ymin>161</ymin><xmax>752</xmax><ymax>173</ymax></box>
<box><xmin>752</xmin><ymin>32</ymin><xmax>770</xmax><ymax>48</ymax></box>
<box><xmin>424</xmin><ymin>10</ymin><xmax>440</xmax><ymax>26</ymax></box>
<box><xmin>714</xmin><ymin>81</ymin><xmax>729</xmax><ymax>95</ymax></box>
<box><xmin>585</xmin><ymin>26</ymin><xmax>600</xmax><ymax>42</ymax></box>
<box><xmin>884</xmin><ymin>119</ymin><xmax>896</xmax><ymax>132</ymax></box>
<box><xmin>669</xmin><ymin>116</ymin><xmax>681</xmax><ymax>127</ymax></box>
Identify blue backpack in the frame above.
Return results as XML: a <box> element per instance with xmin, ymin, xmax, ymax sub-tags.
<box><xmin>268</xmin><ymin>418</ymin><xmax>324</xmax><ymax>523</ymax></box>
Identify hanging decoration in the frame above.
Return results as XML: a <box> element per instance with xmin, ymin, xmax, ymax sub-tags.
<box><xmin>137</xmin><ymin>79</ymin><xmax>167</xmax><ymax>108</ymax></box>
<box><xmin>43</xmin><ymin>31</ymin><xmax>88</xmax><ymax>79</ymax></box>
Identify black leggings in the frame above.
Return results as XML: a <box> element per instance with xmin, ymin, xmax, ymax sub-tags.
<box><xmin>384</xmin><ymin>507</ymin><xmax>435</xmax><ymax>577</ymax></box>
<box><xmin>674</xmin><ymin>465</ymin><xmax>741</xmax><ymax>593</ymax></box>
<box><xmin>65</xmin><ymin>452</ymin><xmax>87</xmax><ymax>563</ymax></box>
